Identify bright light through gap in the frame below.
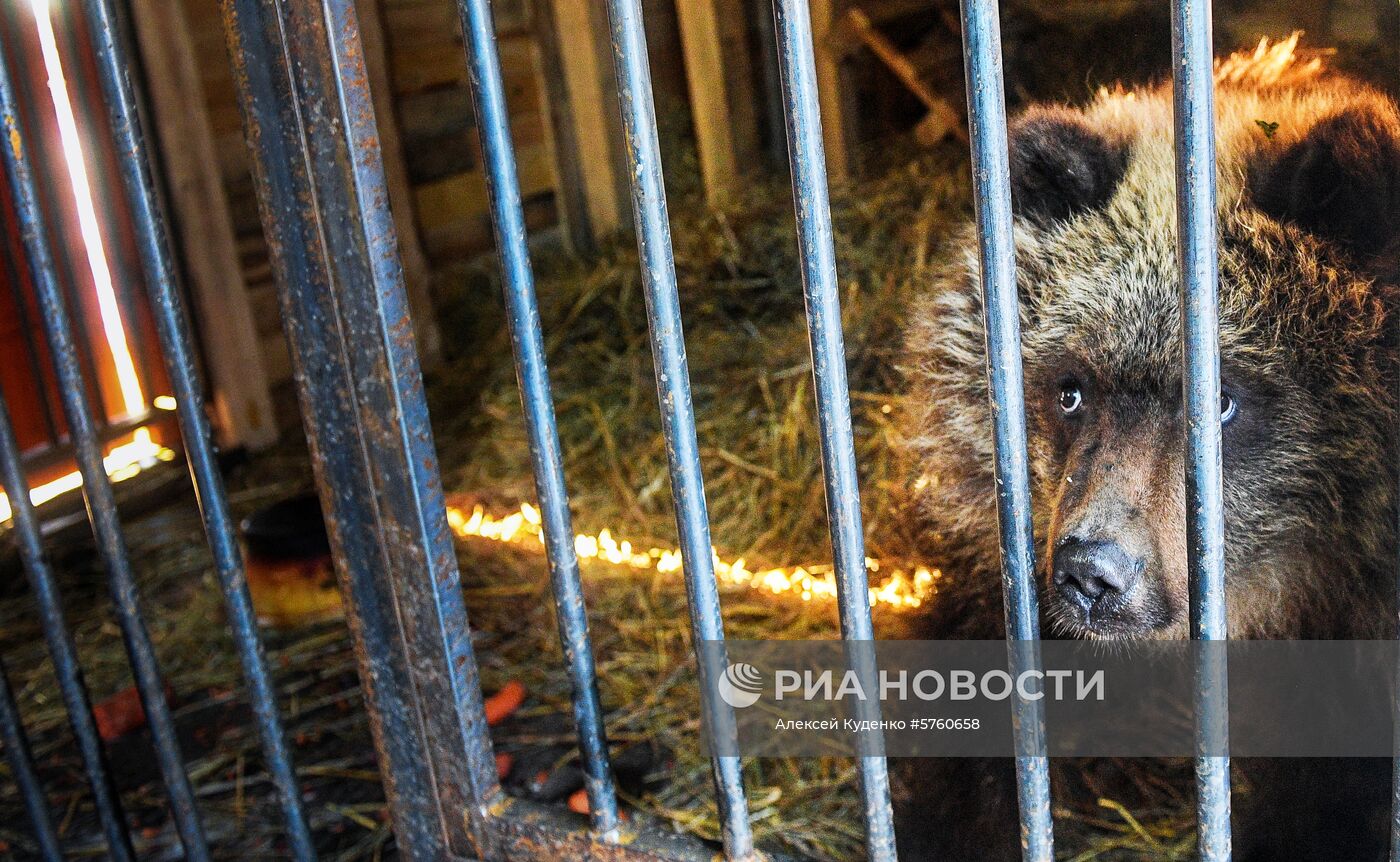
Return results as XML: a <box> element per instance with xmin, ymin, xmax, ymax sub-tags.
<box><xmin>30</xmin><ymin>0</ymin><xmax>145</xmax><ymax>419</ymax></box>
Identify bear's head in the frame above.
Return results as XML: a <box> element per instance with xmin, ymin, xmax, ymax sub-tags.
<box><xmin>904</xmin><ymin>67</ymin><xmax>1400</xmax><ymax>640</ymax></box>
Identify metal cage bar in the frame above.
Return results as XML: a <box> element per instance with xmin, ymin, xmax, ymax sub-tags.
<box><xmin>1169</xmin><ymin>0</ymin><xmax>1231</xmax><ymax>859</ymax></box>
<box><xmin>0</xmin><ymin>656</ymin><xmax>60</xmax><ymax>861</ymax></box>
<box><xmin>1394</xmin><ymin>635</ymin><xmax>1400</xmax><ymax>860</ymax></box>
<box><xmin>769</xmin><ymin>1</ymin><xmax>897</xmax><ymax>859</ymax></box>
<box><xmin>77</xmin><ymin>1</ymin><xmax>316</xmax><ymax>855</ymax></box>
<box><xmin>0</xmin><ymin>37</ymin><xmax>212</xmax><ymax>862</ymax></box>
<box><xmin>454</xmin><ymin>0</ymin><xmax>622</xmax><ymax>840</ymax></box>
<box><xmin>0</xmin><ymin>0</ymin><xmax>1267</xmax><ymax>858</ymax></box>
<box><xmin>0</xmin><ymin>392</ymin><xmax>134</xmax><ymax>861</ymax></box>
<box><xmin>598</xmin><ymin>0</ymin><xmax>756</xmax><ymax>858</ymax></box>
<box><xmin>219</xmin><ymin>0</ymin><xmax>502</xmax><ymax>857</ymax></box>
<box><xmin>957</xmin><ymin>0</ymin><xmax>1055</xmax><ymax>859</ymax></box>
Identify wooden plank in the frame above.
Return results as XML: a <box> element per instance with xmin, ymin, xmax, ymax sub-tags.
<box><xmin>528</xmin><ymin>0</ymin><xmax>591</xmax><ymax>252</ymax></box>
<box><xmin>413</xmin><ymin>141</ymin><xmax>556</xmax><ymax>235</ymax></box>
<box><xmin>355</xmin><ymin>0</ymin><xmax>442</xmax><ymax>363</ymax></box>
<box><xmin>674</xmin><ymin>0</ymin><xmax>762</xmax><ymax>204</ymax></box>
<box><xmin>129</xmin><ymin>0</ymin><xmax>278</xmax><ymax>448</ymax></box>
<box><xmin>422</xmin><ymin>190</ymin><xmax>558</xmax><ymax>263</ymax></box>
<box><xmin>809</xmin><ymin>0</ymin><xmax>854</xmax><ymax>182</ymax></box>
<box><xmin>531</xmin><ymin>0</ymin><xmax>629</xmax><ymax>247</ymax></box>
<box><xmin>840</xmin><ymin>8</ymin><xmax>964</xmax><ymax>146</ymax></box>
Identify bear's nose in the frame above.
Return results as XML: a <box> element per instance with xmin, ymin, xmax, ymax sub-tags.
<box><xmin>1052</xmin><ymin>539</ymin><xmax>1139</xmax><ymax>610</ymax></box>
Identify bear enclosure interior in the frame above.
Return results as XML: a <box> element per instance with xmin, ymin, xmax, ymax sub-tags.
<box><xmin>0</xmin><ymin>0</ymin><xmax>1397</xmax><ymax>860</ymax></box>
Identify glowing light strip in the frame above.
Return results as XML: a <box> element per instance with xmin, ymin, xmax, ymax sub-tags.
<box><xmin>0</xmin><ymin>426</ymin><xmax>174</xmax><ymax>522</ymax></box>
<box><xmin>447</xmin><ymin>501</ymin><xmax>941</xmax><ymax>611</ymax></box>
<box><xmin>31</xmin><ymin>0</ymin><xmax>145</xmax><ymax>419</ymax></box>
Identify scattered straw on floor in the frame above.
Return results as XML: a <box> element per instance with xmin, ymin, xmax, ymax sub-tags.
<box><xmin>0</xmin><ymin>142</ymin><xmax>1195</xmax><ymax>861</ymax></box>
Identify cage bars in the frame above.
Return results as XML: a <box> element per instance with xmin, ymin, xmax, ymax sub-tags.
<box><xmin>0</xmin><ymin>657</ymin><xmax>60</xmax><ymax>861</ymax></box>
<box><xmin>218</xmin><ymin>0</ymin><xmax>503</xmax><ymax>856</ymax></box>
<box><xmin>0</xmin><ymin>392</ymin><xmax>134</xmax><ymax>861</ymax></box>
<box><xmin>0</xmin><ymin>35</ymin><xmax>211</xmax><ymax>862</ymax></box>
<box><xmin>770</xmin><ymin>0</ymin><xmax>897</xmax><ymax>858</ymax></box>
<box><xmin>453</xmin><ymin>0</ymin><xmax>623</xmax><ymax>840</ymax></box>
<box><xmin>0</xmin><ymin>0</ymin><xmax>1252</xmax><ymax>857</ymax></box>
<box><xmin>76</xmin><ymin>0</ymin><xmax>316</xmax><ymax>855</ymax></box>
<box><xmin>1169</xmin><ymin>0</ymin><xmax>1232</xmax><ymax>858</ymax></box>
<box><xmin>957</xmin><ymin>0</ymin><xmax>1055</xmax><ymax>859</ymax></box>
<box><xmin>597</xmin><ymin>0</ymin><xmax>757</xmax><ymax>857</ymax></box>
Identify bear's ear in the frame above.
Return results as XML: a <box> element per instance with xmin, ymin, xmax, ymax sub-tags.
<box><xmin>1251</xmin><ymin>103</ymin><xmax>1400</xmax><ymax>260</ymax></box>
<box><xmin>1008</xmin><ymin>108</ymin><xmax>1129</xmax><ymax>225</ymax></box>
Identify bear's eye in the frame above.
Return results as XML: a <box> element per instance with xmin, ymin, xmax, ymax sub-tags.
<box><xmin>1058</xmin><ymin>382</ymin><xmax>1084</xmax><ymax>415</ymax></box>
<box><xmin>1221</xmin><ymin>391</ymin><xmax>1237</xmax><ymax>425</ymax></box>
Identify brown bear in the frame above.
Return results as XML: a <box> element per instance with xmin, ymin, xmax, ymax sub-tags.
<box><xmin>894</xmin><ymin>37</ymin><xmax>1400</xmax><ymax>861</ymax></box>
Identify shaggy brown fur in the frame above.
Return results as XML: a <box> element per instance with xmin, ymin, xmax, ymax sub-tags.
<box><xmin>895</xmin><ymin>37</ymin><xmax>1400</xmax><ymax>860</ymax></box>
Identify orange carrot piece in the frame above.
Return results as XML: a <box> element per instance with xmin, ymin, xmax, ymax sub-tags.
<box><xmin>484</xmin><ymin>680</ymin><xmax>526</xmax><ymax>726</ymax></box>
<box><xmin>567</xmin><ymin>788</ymin><xmax>589</xmax><ymax>815</ymax></box>
<box><xmin>93</xmin><ymin>686</ymin><xmax>147</xmax><ymax>742</ymax></box>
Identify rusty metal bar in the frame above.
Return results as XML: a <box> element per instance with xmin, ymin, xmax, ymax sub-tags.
<box><xmin>218</xmin><ymin>0</ymin><xmax>502</xmax><ymax>857</ymax></box>
<box><xmin>598</xmin><ymin>0</ymin><xmax>756</xmax><ymax>857</ymax></box>
<box><xmin>957</xmin><ymin>0</ymin><xmax>1055</xmax><ymax>858</ymax></box>
<box><xmin>0</xmin><ymin>33</ymin><xmax>210</xmax><ymax>862</ymax></box>
<box><xmin>77</xmin><ymin>0</ymin><xmax>315</xmax><ymax>854</ymax></box>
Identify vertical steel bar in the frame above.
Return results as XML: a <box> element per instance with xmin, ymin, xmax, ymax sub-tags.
<box><xmin>76</xmin><ymin>1</ymin><xmax>316</xmax><ymax>856</ymax></box>
<box><xmin>769</xmin><ymin>1</ymin><xmax>895</xmax><ymax>859</ymax></box>
<box><xmin>957</xmin><ymin>1</ymin><xmax>1054</xmax><ymax>859</ymax></box>
<box><xmin>598</xmin><ymin>0</ymin><xmax>756</xmax><ymax>857</ymax></box>
<box><xmin>454</xmin><ymin>0</ymin><xmax>622</xmax><ymax>840</ymax></box>
<box><xmin>1394</xmin><ymin>628</ymin><xmax>1400</xmax><ymax>861</ymax></box>
<box><xmin>219</xmin><ymin>1</ymin><xmax>502</xmax><ymax>856</ymax></box>
<box><xmin>0</xmin><ymin>38</ymin><xmax>211</xmax><ymax>862</ymax></box>
<box><xmin>1394</xmin><ymin>475</ymin><xmax>1400</xmax><ymax>858</ymax></box>
<box><xmin>1170</xmin><ymin>1</ymin><xmax>1231</xmax><ymax>859</ymax></box>
<box><xmin>0</xmin><ymin>391</ymin><xmax>135</xmax><ymax>861</ymax></box>
<box><xmin>0</xmin><ymin>658</ymin><xmax>62</xmax><ymax>861</ymax></box>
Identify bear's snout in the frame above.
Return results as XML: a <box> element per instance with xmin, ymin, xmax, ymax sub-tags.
<box><xmin>1051</xmin><ymin>538</ymin><xmax>1142</xmax><ymax>619</ymax></box>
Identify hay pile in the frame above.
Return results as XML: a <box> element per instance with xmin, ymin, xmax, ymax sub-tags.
<box><xmin>0</xmin><ymin>127</ymin><xmax>1207</xmax><ymax>862</ymax></box>
<box><xmin>428</xmin><ymin>139</ymin><xmax>1196</xmax><ymax>859</ymax></box>
<box><xmin>437</xmin><ymin>143</ymin><xmax>970</xmax><ymax>861</ymax></box>
<box><xmin>6</xmin><ymin>8</ymin><xmax>1396</xmax><ymax>855</ymax></box>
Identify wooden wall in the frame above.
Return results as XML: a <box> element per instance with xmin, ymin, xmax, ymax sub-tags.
<box><xmin>173</xmin><ymin>0</ymin><xmax>562</xmax><ymax>393</ymax></box>
<box><xmin>150</xmin><ymin>0</ymin><xmax>1399</xmax><ymax>414</ymax></box>
<box><xmin>178</xmin><ymin>0</ymin><xmax>294</xmax><ymax>390</ymax></box>
<box><xmin>382</xmin><ymin>0</ymin><xmax>560</xmax><ymax>263</ymax></box>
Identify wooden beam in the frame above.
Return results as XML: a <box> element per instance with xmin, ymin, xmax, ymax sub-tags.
<box><xmin>808</xmin><ymin>0</ymin><xmax>855</xmax><ymax>182</ymax></box>
<box><xmin>674</xmin><ymin>0</ymin><xmax>762</xmax><ymax>204</ymax></box>
<box><xmin>531</xmin><ymin>0</ymin><xmax>630</xmax><ymax>249</ymax></box>
<box><xmin>529</xmin><ymin>0</ymin><xmax>595</xmax><ymax>253</ymax></box>
<box><xmin>354</xmin><ymin>0</ymin><xmax>442</xmax><ymax>364</ymax></box>
<box><xmin>129</xmin><ymin>0</ymin><xmax>278</xmax><ymax>449</ymax></box>
<box><xmin>840</xmin><ymin>8</ymin><xmax>965</xmax><ymax>146</ymax></box>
